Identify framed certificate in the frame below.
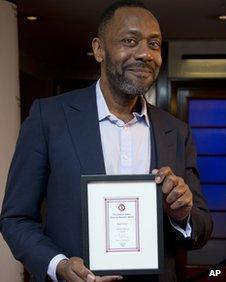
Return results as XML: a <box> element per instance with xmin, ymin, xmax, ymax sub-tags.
<box><xmin>81</xmin><ymin>174</ymin><xmax>163</xmax><ymax>276</ymax></box>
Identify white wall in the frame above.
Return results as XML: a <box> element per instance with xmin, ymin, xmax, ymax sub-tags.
<box><xmin>0</xmin><ymin>0</ymin><xmax>23</xmax><ymax>281</ymax></box>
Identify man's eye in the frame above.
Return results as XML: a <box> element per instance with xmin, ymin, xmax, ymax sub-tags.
<box><xmin>123</xmin><ymin>38</ymin><xmax>137</xmax><ymax>46</ymax></box>
<box><xmin>149</xmin><ymin>41</ymin><xmax>161</xmax><ymax>49</ymax></box>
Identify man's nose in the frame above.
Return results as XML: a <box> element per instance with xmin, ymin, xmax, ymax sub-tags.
<box><xmin>134</xmin><ymin>40</ymin><xmax>154</xmax><ymax>61</ymax></box>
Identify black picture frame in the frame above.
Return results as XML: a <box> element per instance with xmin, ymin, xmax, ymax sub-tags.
<box><xmin>81</xmin><ymin>174</ymin><xmax>164</xmax><ymax>276</ymax></box>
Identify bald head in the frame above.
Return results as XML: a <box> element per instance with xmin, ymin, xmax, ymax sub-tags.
<box><xmin>98</xmin><ymin>0</ymin><xmax>158</xmax><ymax>38</ymax></box>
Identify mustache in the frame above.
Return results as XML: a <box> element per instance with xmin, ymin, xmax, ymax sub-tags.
<box><xmin>123</xmin><ymin>62</ymin><xmax>155</xmax><ymax>72</ymax></box>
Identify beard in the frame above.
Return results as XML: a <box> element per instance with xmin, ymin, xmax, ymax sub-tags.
<box><xmin>105</xmin><ymin>50</ymin><xmax>158</xmax><ymax>97</ymax></box>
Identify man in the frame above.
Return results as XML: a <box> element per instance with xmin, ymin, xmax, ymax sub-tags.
<box><xmin>0</xmin><ymin>1</ymin><xmax>212</xmax><ymax>282</ymax></box>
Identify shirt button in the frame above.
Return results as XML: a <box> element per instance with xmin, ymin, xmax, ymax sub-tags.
<box><xmin>123</xmin><ymin>155</ymin><xmax>128</xmax><ymax>160</ymax></box>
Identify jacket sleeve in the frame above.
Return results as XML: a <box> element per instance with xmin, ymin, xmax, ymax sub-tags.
<box><xmin>185</xmin><ymin>125</ymin><xmax>213</xmax><ymax>249</ymax></box>
<box><xmin>0</xmin><ymin>100</ymin><xmax>63</xmax><ymax>282</ymax></box>
<box><xmin>180</xmin><ymin>125</ymin><xmax>213</xmax><ymax>249</ymax></box>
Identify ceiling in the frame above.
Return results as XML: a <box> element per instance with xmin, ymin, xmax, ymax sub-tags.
<box><xmin>14</xmin><ymin>0</ymin><xmax>226</xmax><ymax>70</ymax></box>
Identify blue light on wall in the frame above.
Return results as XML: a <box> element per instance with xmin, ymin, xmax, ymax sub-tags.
<box><xmin>189</xmin><ymin>99</ymin><xmax>226</xmax><ymax>126</ymax></box>
<box><xmin>189</xmin><ymin>98</ymin><xmax>226</xmax><ymax>239</ymax></box>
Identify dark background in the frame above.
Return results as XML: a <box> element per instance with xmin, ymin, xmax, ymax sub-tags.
<box><xmin>10</xmin><ymin>1</ymin><xmax>226</xmax><ymax>281</ymax></box>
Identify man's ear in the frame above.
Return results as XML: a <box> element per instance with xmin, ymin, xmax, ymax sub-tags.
<box><xmin>92</xmin><ymin>37</ymin><xmax>104</xmax><ymax>63</ymax></box>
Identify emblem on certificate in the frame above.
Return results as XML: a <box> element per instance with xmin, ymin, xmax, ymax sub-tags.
<box><xmin>81</xmin><ymin>175</ymin><xmax>163</xmax><ymax>276</ymax></box>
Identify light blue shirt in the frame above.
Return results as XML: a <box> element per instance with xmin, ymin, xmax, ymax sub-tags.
<box><xmin>96</xmin><ymin>80</ymin><xmax>151</xmax><ymax>175</ymax></box>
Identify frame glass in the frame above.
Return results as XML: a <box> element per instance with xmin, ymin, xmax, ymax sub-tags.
<box><xmin>81</xmin><ymin>174</ymin><xmax>164</xmax><ymax>276</ymax></box>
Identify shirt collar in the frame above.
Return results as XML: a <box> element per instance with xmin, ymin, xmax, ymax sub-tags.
<box><xmin>95</xmin><ymin>79</ymin><xmax>150</xmax><ymax>127</ymax></box>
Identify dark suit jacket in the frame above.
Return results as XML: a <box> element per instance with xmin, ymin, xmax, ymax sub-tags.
<box><xmin>0</xmin><ymin>84</ymin><xmax>212</xmax><ymax>282</ymax></box>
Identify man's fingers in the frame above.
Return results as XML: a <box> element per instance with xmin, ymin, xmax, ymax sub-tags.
<box><xmin>152</xmin><ymin>167</ymin><xmax>173</xmax><ymax>184</ymax></box>
<box><xmin>57</xmin><ymin>260</ymin><xmax>86</xmax><ymax>282</ymax></box>
<box><xmin>96</xmin><ymin>275</ymin><xmax>123</xmax><ymax>282</ymax></box>
<box><xmin>56</xmin><ymin>257</ymin><xmax>123</xmax><ymax>282</ymax></box>
<box><xmin>162</xmin><ymin>174</ymin><xmax>180</xmax><ymax>195</ymax></box>
<box><xmin>59</xmin><ymin>257</ymin><xmax>96</xmax><ymax>282</ymax></box>
<box><xmin>66</xmin><ymin>269</ymin><xmax>84</xmax><ymax>282</ymax></box>
<box><xmin>152</xmin><ymin>166</ymin><xmax>193</xmax><ymax>222</ymax></box>
<box><xmin>87</xmin><ymin>274</ymin><xmax>96</xmax><ymax>282</ymax></box>
<box><xmin>165</xmin><ymin>183</ymin><xmax>187</xmax><ymax>204</ymax></box>
<box><xmin>169</xmin><ymin>189</ymin><xmax>193</xmax><ymax>210</ymax></box>
<box><xmin>71</xmin><ymin>258</ymin><xmax>95</xmax><ymax>281</ymax></box>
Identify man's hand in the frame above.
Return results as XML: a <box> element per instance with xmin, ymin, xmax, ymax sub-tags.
<box><xmin>152</xmin><ymin>167</ymin><xmax>193</xmax><ymax>225</ymax></box>
<box><xmin>56</xmin><ymin>257</ymin><xmax>123</xmax><ymax>282</ymax></box>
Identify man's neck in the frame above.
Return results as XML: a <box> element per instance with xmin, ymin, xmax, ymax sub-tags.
<box><xmin>99</xmin><ymin>78</ymin><xmax>141</xmax><ymax>123</ymax></box>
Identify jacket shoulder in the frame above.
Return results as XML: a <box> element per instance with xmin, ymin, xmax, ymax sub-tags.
<box><xmin>28</xmin><ymin>84</ymin><xmax>96</xmax><ymax>118</ymax></box>
<box><xmin>148</xmin><ymin>104</ymin><xmax>188</xmax><ymax>129</ymax></box>
<box><xmin>39</xmin><ymin>84</ymin><xmax>95</xmax><ymax>105</ymax></box>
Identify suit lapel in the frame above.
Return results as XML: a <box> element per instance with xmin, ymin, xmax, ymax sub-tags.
<box><xmin>62</xmin><ymin>85</ymin><xmax>106</xmax><ymax>175</ymax></box>
<box><xmin>148</xmin><ymin>105</ymin><xmax>177</xmax><ymax>170</ymax></box>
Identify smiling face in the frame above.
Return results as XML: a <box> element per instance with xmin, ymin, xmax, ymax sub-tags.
<box><xmin>93</xmin><ymin>7</ymin><xmax>162</xmax><ymax>97</ymax></box>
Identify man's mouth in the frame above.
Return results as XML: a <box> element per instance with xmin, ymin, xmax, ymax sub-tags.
<box><xmin>126</xmin><ymin>67</ymin><xmax>154</xmax><ymax>78</ymax></box>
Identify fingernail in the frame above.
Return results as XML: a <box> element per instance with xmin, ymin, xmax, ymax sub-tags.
<box><xmin>116</xmin><ymin>277</ymin><xmax>123</xmax><ymax>280</ymax></box>
<box><xmin>87</xmin><ymin>274</ymin><xmax>95</xmax><ymax>282</ymax></box>
<box><xmin>155</xmin><ymin>176</ymin><xmax>161</xmax><ymax>183</ymax></box>
<box><xmin>152</xmin><ymin>169</ymin><xmax>158</xmax><ymax>175</ymax></box>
